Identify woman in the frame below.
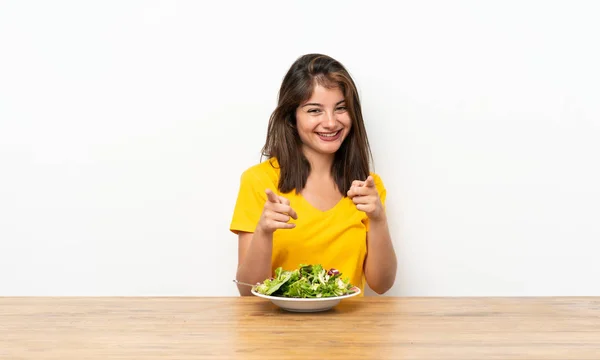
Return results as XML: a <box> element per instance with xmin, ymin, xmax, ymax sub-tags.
<box><xmin>230</xmin><ymin>54</ymin><xmax>397</xmax><ymax>296</ymax></box>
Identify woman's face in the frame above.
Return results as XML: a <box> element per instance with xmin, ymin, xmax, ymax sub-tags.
<box><xmin>295</xmin><ymin>84</ymin><xmax>352</xmax><ymax>158</ymax></box>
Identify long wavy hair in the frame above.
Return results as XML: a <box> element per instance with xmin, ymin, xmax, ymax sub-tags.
<box><xmin>261</xmin><ymin>53</ymin><xmax>373</xmax><ymax>196</ymax></box>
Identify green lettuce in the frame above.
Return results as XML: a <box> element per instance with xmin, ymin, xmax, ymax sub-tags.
<box><xmin>254</xmin><ymin>264</ymin><xmax>357</xmax><ymax>298</ymax></box>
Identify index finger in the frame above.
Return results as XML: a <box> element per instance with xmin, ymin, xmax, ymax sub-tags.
<box><xmin>265</xmin><ymin>189</ymin><xmax>281</xmax><ymax>203</ymax></box>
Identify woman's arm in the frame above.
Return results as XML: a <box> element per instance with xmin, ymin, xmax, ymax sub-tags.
<box><xmin>235</xmin><ymin>228</ymin><xmax>274</xmax><ymax>296</ymax></box>
<box><xmin>347</xmin><ymin>175</ymin><xmax>397</xmax><ymax>294</ymax></box>
<box><xmin>235</xmin><ymin>189</ymin><xmax>297</xmax><ymax>296</ymax></box>
<box><xmin>364</xmin><ymin>213</ymin><xmax>397</xmax><ymax>294</ymax></box>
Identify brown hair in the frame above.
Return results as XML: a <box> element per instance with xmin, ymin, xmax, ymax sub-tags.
<box><xmin>261</xmin><ymin>53</ymin><xmax>373</xmax><ymax>195</ymax></box>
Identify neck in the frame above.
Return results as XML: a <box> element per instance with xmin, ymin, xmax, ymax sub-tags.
<box><xmin>302</xmin><ymin>146</ymin><xmax>334</xmax><ymax>177</ymax></box>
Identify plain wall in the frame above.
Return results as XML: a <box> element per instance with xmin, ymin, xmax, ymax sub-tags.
<box><xmin>1</xmin><ymin>0</ymin><xmax>599</xmax><ymax>296</ymax></box>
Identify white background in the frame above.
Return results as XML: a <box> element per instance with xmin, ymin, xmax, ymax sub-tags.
<box><xmin>1</xmin><ymin>1</ymin><xmax>599</xmax><ymax>296</ymax></box>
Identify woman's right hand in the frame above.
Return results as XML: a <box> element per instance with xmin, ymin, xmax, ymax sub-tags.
<box><xmin>257</xmin><ymin>189</ymin><xmax>298</xmax><ymax>234</ymax></box>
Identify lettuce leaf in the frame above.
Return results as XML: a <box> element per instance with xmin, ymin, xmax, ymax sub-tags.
<box><xmin>254</xmin><ymin>264</ymin><xmax>357</xmax><ymax>298</ymax></box>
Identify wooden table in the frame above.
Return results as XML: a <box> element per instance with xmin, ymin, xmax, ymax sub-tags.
<box><xmin>1</xmin><ymin>297</ymin><xmax>599</xmax><ymax>359</ymax></box>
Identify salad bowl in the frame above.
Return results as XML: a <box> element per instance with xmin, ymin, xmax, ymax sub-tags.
<box><xmin>245</xmin><ymin>264</ymin><xmax>361</xmax><ymax>312</ymax></box>
<box><xmin>251</xmin><ymin>286</ymin><xmax>361</xmax><ymax>312</ymax></box>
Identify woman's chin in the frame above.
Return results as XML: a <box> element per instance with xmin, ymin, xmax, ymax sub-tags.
<box><xmin>316</xmin><ymin>144</ymin><xmax>342</xmax><ymax>155</ymax></box>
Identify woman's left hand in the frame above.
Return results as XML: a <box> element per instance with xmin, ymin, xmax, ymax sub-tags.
<box><xmin>347</xmin><ymin>176</ymin><xmax>384</xmax><ymax>221</ymax></box>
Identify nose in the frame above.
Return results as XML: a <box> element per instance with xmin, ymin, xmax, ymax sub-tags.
<box><xmin>323</xmin><ymin>110</ymin><xmax>337</xmax><ymax>129</ymax></box>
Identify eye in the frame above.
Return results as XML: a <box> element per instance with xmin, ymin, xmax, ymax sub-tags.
<box><xmin>335</xmin><ymin>106</ymin><xmax>347</xmax><ymax>112</ymax></box>
<box><xmin>307</xmin><ymin>108</ymin><xmax>322</xmax><ymax>114</ymax></box>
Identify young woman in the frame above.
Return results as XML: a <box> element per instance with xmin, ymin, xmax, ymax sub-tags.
<box><xmin>230</xmin><ymin>54</ymin><xmax>397</xmax><ymax>296</ymax></box>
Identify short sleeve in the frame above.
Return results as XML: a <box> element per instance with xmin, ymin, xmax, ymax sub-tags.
<box><xmin>364</xmin><ymin>173</ymin><xmax>387</xmax><ymax>232</ymax></box>
<box><xmin>229</xmin><ymin>169</ymin><xmax>270</xmax><ymax>235</ymax></box>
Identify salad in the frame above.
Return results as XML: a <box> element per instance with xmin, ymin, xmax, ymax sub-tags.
<box><xmin>254</xmin><ymin>264</ymin><xmax>358</xmax><ymax>298</ymax></box>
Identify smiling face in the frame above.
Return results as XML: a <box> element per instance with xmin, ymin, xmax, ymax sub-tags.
<box><xmin>295</xmin><ymin>83</ymin><xmax>352</xmax><ymax>159</ymax></box>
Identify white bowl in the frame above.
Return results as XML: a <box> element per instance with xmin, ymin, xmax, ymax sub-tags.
<box><xmin>251</xmin><ymin>287</ymin><xmax>361</xmax><ymax>312</ymax></box>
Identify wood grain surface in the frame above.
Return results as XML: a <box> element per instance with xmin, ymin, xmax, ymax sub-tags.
<box><xmin>1</xmin><ymin>297</ymin><xmax>599</xmax><ymax>359</ymax></box>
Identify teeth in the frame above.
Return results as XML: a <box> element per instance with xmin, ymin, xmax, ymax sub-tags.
<box><xmin>318</xmin><ymin>131</ymin><xmax>340</xmax><ymax>137</ymax></box>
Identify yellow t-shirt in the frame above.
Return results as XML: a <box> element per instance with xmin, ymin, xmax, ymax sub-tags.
<box><xmin>229</xmin><ymin>158</ymin><xmax>386</xmax><ymax>294</ymax></box>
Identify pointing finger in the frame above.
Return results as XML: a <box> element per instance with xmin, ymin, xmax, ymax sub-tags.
<box><xmin>365</xmin><ymin>176</ymin><xmax>375</xmax><ymax>188</ymax></box>
<box><xmin>265</xmin><ymin>189</ymin><xmax>281</xmax><ymax>203</ymax></box>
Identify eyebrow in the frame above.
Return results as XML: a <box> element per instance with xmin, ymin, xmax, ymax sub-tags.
<box><xmin>301</xmin><ymin>100</ymin><xmax>346</xmax><ymax>108</ymax></box>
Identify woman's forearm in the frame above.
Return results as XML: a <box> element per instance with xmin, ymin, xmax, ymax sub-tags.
<box><xmin>364</xmin><ymin>214</ymin><xmax>397</xmax><ymax>294</ymax></box>
<box><xmin>235</xmin><ymin>227</ymin><xmax>274</xmax><ymax>296</ymax></box>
